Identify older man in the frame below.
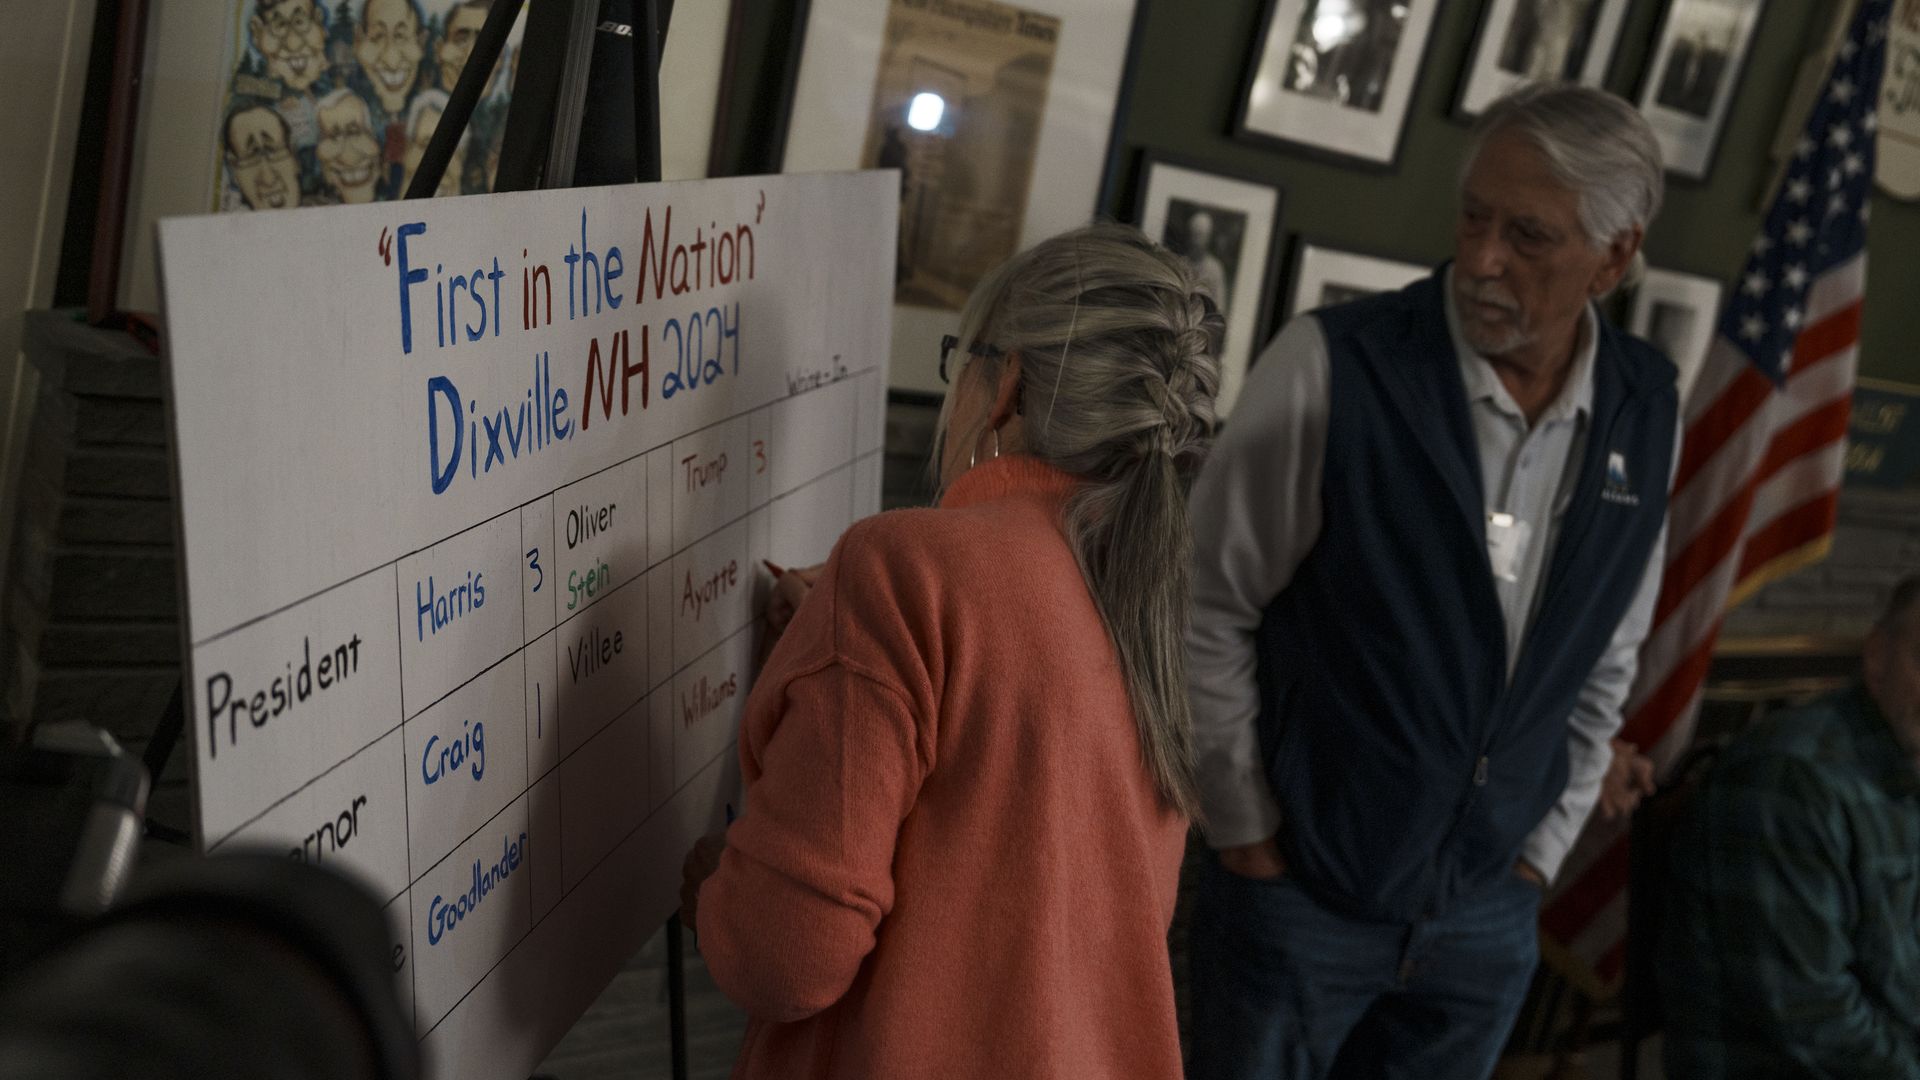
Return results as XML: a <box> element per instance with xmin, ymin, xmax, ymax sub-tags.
<box><xmin>1185</xmin><ymin>83</ymin><xmax>1676</xmax><ymax>1080</ymax></box>
<box><xmin>315</xmin><ymin>88</ymin><xmax>382</xmax><ymax>203</ymax></box>
<box><xmin>400</xmin><ymin>89</ymin><xmax>465</xmax><ymax>198</ymax></box>
<box><xmin>354</xmin><ymin>0</ymin><xmax>425</xmax><ymax>120</ymax></box>
<box><xmin>436</xmin><ymin>0</ymin><xmax>490</xmax><ymax>92</ymax></box>
<box><xmin>224</xmin><ymin>103</ymin><xmax>303</xmax><ymax>210</ymax></box>
<box><xmin>249</xmin><ymin>0</ymin><xmax>328</xmax><ymax>95</ymax></box>
<box><xmin>1661</xmin><ymin>577</ymin><xmax>1920</xmax><ymax>1076</ymax></box>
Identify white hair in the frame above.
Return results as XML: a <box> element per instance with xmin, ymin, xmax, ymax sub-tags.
<box><xmin>405</xmin><ymin>88</ymin><xmax>451</xmax><ymax>139</ymax></box>
<box><xmin>1463</xmin><ymin>82</ymin><xmax>1665</xmax><ymax>283</ymax></box>
<box><xmin>316</xmin><ymin>86</ymin><xmax>367</xmax><ymax>117</ymax></box>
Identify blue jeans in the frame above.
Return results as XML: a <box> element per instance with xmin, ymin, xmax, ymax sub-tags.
<box><xmin>1187</xmin><ymin>855</ymin><xmax>1540</xmax><ymax>1080</ymax></box>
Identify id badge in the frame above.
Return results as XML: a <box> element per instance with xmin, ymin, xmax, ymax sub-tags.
<box><xmin>1486</xmin><ymin>511</ymin><xmax>1533</xmax><ymax>584</ymax></box>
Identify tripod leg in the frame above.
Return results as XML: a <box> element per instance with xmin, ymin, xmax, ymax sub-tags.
<box><xmin>632</xmin><ymin>0</ymin><xmax>667</xmax><ymax>183</ymax></box>
<box><xmin>405</xmin><ymin>0</ymin><xmax>527</xmax><ymax>199</ymax></box>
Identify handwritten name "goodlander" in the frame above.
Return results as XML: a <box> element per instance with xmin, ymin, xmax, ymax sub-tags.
<box><xmin>427</xmin><ymin>831</ymin><xmax>527</xmax><ymax>946</ymax></box>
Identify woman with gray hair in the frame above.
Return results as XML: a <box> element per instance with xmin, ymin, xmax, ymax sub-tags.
<box><xmin>679</xmin><ymin>224</ymin><xmax>1221</xmax><ymax>1079</ymax></box>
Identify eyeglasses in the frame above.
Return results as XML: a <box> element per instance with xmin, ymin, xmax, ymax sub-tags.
<box><xmin>939</xmin><ymin>334</ymin><xmax>1004</xmax><ymax>384</ymax></box>
<box><xmin>259</xmin><ymin>4</ymin><xmax>316</xmax><ymax>42</ymax></box>
<box><xmin>229</xmin><ymin>144</ymin><xmax>293</xmax><ymax>170</ymax></box>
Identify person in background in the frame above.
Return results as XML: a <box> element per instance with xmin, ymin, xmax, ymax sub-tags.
<box><xmin>1184</xmin><ymin>82</ymin><xmax>1677</xmax><ymax>1080</ymax></box>
<box><xmin>314</xmin><ymin>88</ymin><xmax>382</xmax><ymax>204</ymax></box>
<box><xmin>680</xmin><ymin>224</ymin><xmax>1222</xmax><ymax>1080</ymax></box>
<box><xmin>224</xmin><ymin>103</ymin><xmax>305</xmax><ymax>210</ymax></box>
<box><xmin>1661</xmin><ymin>576</ymin><xmax>1920</xmax><ymax>1076</ymax></box>
<box><xmin>250</xmin><ymin>0</ymin><xmax>330</xmax><ymax>95</ymax></box>
<box><xmin>1182</xmin><ymin>210</ymin><xmax>1231</xmax><ymax>309</ymax></box>
<box><xmin>436</xmin><ymin>0</ymin><xmax>490</xmax><ymax>93</ymax></box>
<box><xmin>353</xmin><ymin>0</ymin><xmax>426</xmax><ymax>187</ymax></box>
<box><xmin>400</xmin><ymin>89</ymin><xmax>464</xmax><ymax>198</ymax></box>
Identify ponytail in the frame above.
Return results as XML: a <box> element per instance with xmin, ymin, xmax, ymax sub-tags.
<box><xmin>944</xmin><ymin>225</ymin><xmax>1223</xmax><ymax>817</ymax></box>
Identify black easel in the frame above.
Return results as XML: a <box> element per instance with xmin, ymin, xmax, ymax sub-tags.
<box><xmin>407</xmin><ymin>0</ymin><xmax>674</xmax><ymax>197</ymax></box>
<box><xmin>400</xmin><ymin>5</ymin><xmax>693</xmax><ymax>1078</ymax></box>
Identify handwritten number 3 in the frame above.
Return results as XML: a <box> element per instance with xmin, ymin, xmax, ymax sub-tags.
<box><xmin>754</xmin><ymin>440</ymin><xmax>767</xmax><ymax>474</ymax></box>
<box><xmin>527</xmin><ymin>549</ymin><xmax>543</xmax><ymax>591</ymax></box>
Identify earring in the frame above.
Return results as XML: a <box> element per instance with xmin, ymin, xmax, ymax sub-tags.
<box><xmin>968</xmin><ymin>427</ymin><xmax>1001</xmax><ymax>470</ymax></box>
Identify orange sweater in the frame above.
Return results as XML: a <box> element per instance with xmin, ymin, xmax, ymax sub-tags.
<box><xmin>699</xmin><ymin>456</ymin><xmax>1189</xmax><ymax>1079</ymax></box>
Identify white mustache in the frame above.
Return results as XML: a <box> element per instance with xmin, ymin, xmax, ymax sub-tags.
<box><xmin>1459</xmin><ymin>280</ymin><xmax>1520</xmax><ymax>313</ymax></box>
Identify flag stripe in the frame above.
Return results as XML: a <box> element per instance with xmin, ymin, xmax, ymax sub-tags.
<box><xmin>1667</xmin><ymin>355</ymin><xmax>1854</xmax><ymax>552</ymax></box>
<box><xmin>1627</xmin><ymin>549</ymin><xmax>1739</xmax><ymax>717</ymax></box>
<box><xmin>1623</xmin><ymin>621</ymin><xmax>1722</xmax><ymax>749</ymax></box>
<box><xmin>1739</xmin><ymin>491</ymin><xmax>1842</xmax><ymax>581</ymax></box>
<box><xmin>1534</xmin><ymin>1</ymin><xmax>1883</xmax><ymax>994</ymax></box>
<box><xmin>1754</xmin><ymin>397</ymin><xmax>1854</xmax><ymax>486</ymax></box>
<box><xmin>1596</xmin><ymin>940</ymin><xmax>1627</xmax><ymax>984</ymax></box>
<box><xmin>1749</xmin><ymin>441</ymin><xmax>1851</xmax><ymax>535</ymax></box>
<box><xmin>1788</xmin><ymin>301</ymin><xmax>1864</xmax><ymax>377</ymax></box>
<box><xmin>1543</xmin><ymin>832</ymin><xmax>1632</xmax><ymax>941</ymax></box>
<box><xmin>1653</xmin><ymin>483</ymin><xmax>1758</xmax><ymax>627</ymax></box>
<box><xmin>1674</xmin><ymin>366</ymin><xmax>1774</xmax><ymax>494</ymax></box>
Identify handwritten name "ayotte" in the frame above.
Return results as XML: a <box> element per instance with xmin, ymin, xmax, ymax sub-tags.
<box><xmin>681</xmin><ymin>560</ymin><xmax>739</xmax><ymax>621</ymax></box>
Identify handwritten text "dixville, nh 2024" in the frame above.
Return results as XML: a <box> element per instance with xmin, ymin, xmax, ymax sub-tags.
<box><xmin>377</xmin><ymin>199</ymin><xmax>763</xmax><ymax>495</ymax></box>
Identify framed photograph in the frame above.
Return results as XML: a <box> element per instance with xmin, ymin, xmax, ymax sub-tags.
<box><xmin>1234</xmin><ymin>0</ymin><xmax>1447</xmax><ymax>168</ymax></box>
<box><xmin>1454</xmin><ymin>0</ymin><xmax>1634</xmax><ymax>118</ymax></box>
<box><xmin>1636</xmin><ymin>0</ymin><xmax>1771</xmax><ymax>181</ymax></box>
<box><xmin>1627</xmin><ymin>267</ymin><xmax>1724</xmax><ymax>404</ymax></box>
<box><xmin>778</xmin><ymin>0</ymin><xmax>1142</xmax><ymax>393</ymax></box>
<box><xmin>208</xmin><ymin>0</ymin><xmax>740</xmax><ymax>213</ymax></box>
<box><xmin>1132</xmin><ymin>155</ymin><xmax>1286</xmax><ymax>417</ymax></box>
<box><xmin>1283</xmin><ymin>241</ymin><xmax>1428</xmax><ymax>320</ymax></box>
<box><xmin>1877</xmin><ymin>0</ymin><xmax>1920</xmax><ymax>200</ymax></box>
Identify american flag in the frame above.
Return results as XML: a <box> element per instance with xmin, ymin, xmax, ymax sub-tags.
<box><xmin>1540</xmin><ymin>0</ymin><xmax>1892</xmax><ymax>990</ymax></box>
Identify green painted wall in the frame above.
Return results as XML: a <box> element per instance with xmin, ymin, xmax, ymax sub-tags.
<box><xmin>1100</xmin><ymin>0</ymin><xmax>1917</xmax><ymax>382</ymax></box>
<box><xmin>723</xmin><ymin>0</ymin><xmax>1919</xmax><ymax>382</ymax></box>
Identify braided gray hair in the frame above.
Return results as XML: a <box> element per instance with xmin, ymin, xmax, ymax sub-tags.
<box><xmin>941</xmin><ymin>223</ymin><xmax>1223</xmax><ymax>817</ymax></box>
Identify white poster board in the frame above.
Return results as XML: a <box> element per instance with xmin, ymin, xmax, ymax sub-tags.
<box><xmin>157</xmin><ymin>171</ymin><xmax>895</xmax><ymax>1078</ymax></box>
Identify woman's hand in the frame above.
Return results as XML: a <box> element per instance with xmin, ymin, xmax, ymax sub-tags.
<box><xmin>765</xmin><ymin>563</ymin><xmax>825</xmax><ymax>641</ymax></box>
<box><xmin>680</xmin><ymin>832</ymin><xmax>727</xmax><ymax>936</ymax></box>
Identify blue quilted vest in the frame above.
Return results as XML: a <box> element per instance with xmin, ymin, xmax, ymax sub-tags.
<box><xmin>1255</xmin><ymin>268</ymin><xmax>1677</xmax><ymax>922</ymax></box>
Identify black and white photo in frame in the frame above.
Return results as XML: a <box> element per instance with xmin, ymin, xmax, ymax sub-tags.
<box><xmin>1455</xmin><ymin>0</ymin><xmax>1634</xmax><ymax>117</ymax></box>
<box><xmin>1627</xmin><ymin>267</ymin><xmax>1725</xmax><ymax>403</ymax></box>
<box><xmin>1235</xmin><ymin>0</ymin><xmax>1447</xmax><ymax>167</ymax></box>
<box><xmin>1283</xmin><ymin>241</ymin><xmax>1427</xmax><ymax>319</ymax></box>
<box><xmin>1637</xmin><ymin>0</ymin><xmax>1771</xmax><ymax>179</ymax></box>
<box><xmin>1133</xmin><ymin>156</ymin><xmax>1286</xmax><ymax>417</ymax></box>
<box><xmin>1879</xmin><ymin>0</ymin><xmax>1920</xmax><ymax>198</ymax></box>
<box><xmin>776</xmin><ymin>0</ymin><xmax>1141</xmax><ymax>393</ymax></box>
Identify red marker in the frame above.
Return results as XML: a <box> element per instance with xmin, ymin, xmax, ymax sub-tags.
<box><xmin>762</xmin><ymin>559</ymin><xmax>786</xmax><ymax>580</ymax></box>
